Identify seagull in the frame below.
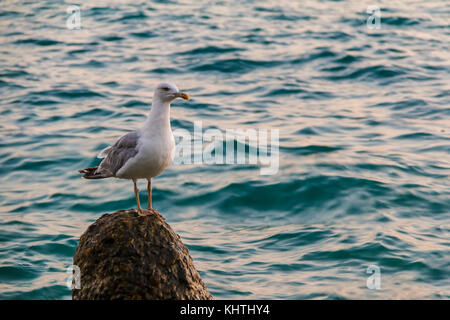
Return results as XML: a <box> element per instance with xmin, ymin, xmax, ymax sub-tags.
<box><xmin>78</xmin><ymin>82</ymin><xmax>190</xmax><ymax>216</ymax></box>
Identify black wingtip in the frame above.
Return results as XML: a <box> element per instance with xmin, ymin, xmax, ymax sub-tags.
<box><xmin>78</xmin><ymin>166</ymin><xmax>102</xmax><ymax>179</ymax></box>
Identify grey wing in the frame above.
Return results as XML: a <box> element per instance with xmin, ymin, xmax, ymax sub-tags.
<box><xmin>96</xmin><ymin>131</ymin><xmax>140</xmax><ymax>177</ymax></box>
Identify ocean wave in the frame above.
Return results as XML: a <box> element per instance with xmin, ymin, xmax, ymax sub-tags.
<box><xmin>0</xmin><ymin>0</ymin><xmax>448</xmax><ymax>300</ymax></box>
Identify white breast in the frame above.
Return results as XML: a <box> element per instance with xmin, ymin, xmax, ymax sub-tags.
<box><xmin>116</xmin><ymin>97</ymin><xmax>175</xmax><ymax>180</ymax></box>
<box><xmin>116</xmin><ymin>129</ymin><xmax>175</xmax><ymax>179</ymax></box>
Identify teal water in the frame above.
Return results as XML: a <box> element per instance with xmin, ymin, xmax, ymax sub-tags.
<box><xmin>0</xmin><ymin>0</ymin><xmax>449</xmax><ymax>299</ymax></box>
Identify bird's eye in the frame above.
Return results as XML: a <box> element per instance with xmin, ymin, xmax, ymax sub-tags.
<box><xmin>161</xmin><ymin>87</ymin><xmax>170</xmax><ymax>91</ymax></box>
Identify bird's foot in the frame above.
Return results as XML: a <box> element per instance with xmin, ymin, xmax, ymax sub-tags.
<box><xmin>137</xmin><ymin>208</ymin><xmax>151</xmax><ymax>216</ymax></box>
<box><xmin>137</xmin><ymin>208</ymin><xmax>159</xmax><ymax>217</ymax></box>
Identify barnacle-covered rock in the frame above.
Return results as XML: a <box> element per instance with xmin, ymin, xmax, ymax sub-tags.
<box><xmin>72</xmin><ymin>209</ymin><xmax>212</xmax><ymax>300</ymax></box>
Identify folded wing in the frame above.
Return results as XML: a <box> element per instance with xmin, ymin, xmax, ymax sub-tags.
<box><xmin>79</xmin><ymin>131</ymin><xmax>140</xmax><ymax>179</ymax></box>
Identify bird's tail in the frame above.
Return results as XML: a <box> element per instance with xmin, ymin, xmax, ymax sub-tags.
<box><xmin>78</xmin><ymin>166</ymin><xmax>111</xmax><ymax>179</ymax></box>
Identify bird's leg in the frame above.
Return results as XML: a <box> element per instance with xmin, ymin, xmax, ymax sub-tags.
<box><xmin>147</xmin><ymin>178</ymin><xmax>152</xmax><ymax>210</ymax></box>
<box><xmin>133</xmin><ymin>179</ymin><xmax>145</xmax><ymax>216</ymax></box>
<box><xmin>145</xmin><ymin>178</ymin><xmax>161</xmax><ymax>218</ymax></box>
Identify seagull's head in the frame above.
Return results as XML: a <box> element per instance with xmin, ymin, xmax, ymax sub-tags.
<box><xmin>154</xmin><ymin>82</ymin><xmax>190</xmax><ymax>103</ymax></box>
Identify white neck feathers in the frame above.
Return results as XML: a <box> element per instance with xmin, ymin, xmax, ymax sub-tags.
<box><xmin>142</xmin><ymin>98</ymin><xmax>171</xmax><ymax>134</ymax></box>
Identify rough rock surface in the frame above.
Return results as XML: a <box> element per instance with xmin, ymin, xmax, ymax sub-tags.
<box><xmin>72</xmin><ymin>209</ymin><xmax>212</xmax><ymax>300</ymax></box>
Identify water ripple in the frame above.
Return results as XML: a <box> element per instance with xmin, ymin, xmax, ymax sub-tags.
<box><xmin>0</xmin><ymin>0</ymin><xmax>449</xmax><ymax>300</ymax></box>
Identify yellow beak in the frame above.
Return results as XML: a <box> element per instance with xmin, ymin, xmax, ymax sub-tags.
<box><xmin>176</xmin><ymin>92</ymin><xmax>190</xmax><ymax>100</ymax></box>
